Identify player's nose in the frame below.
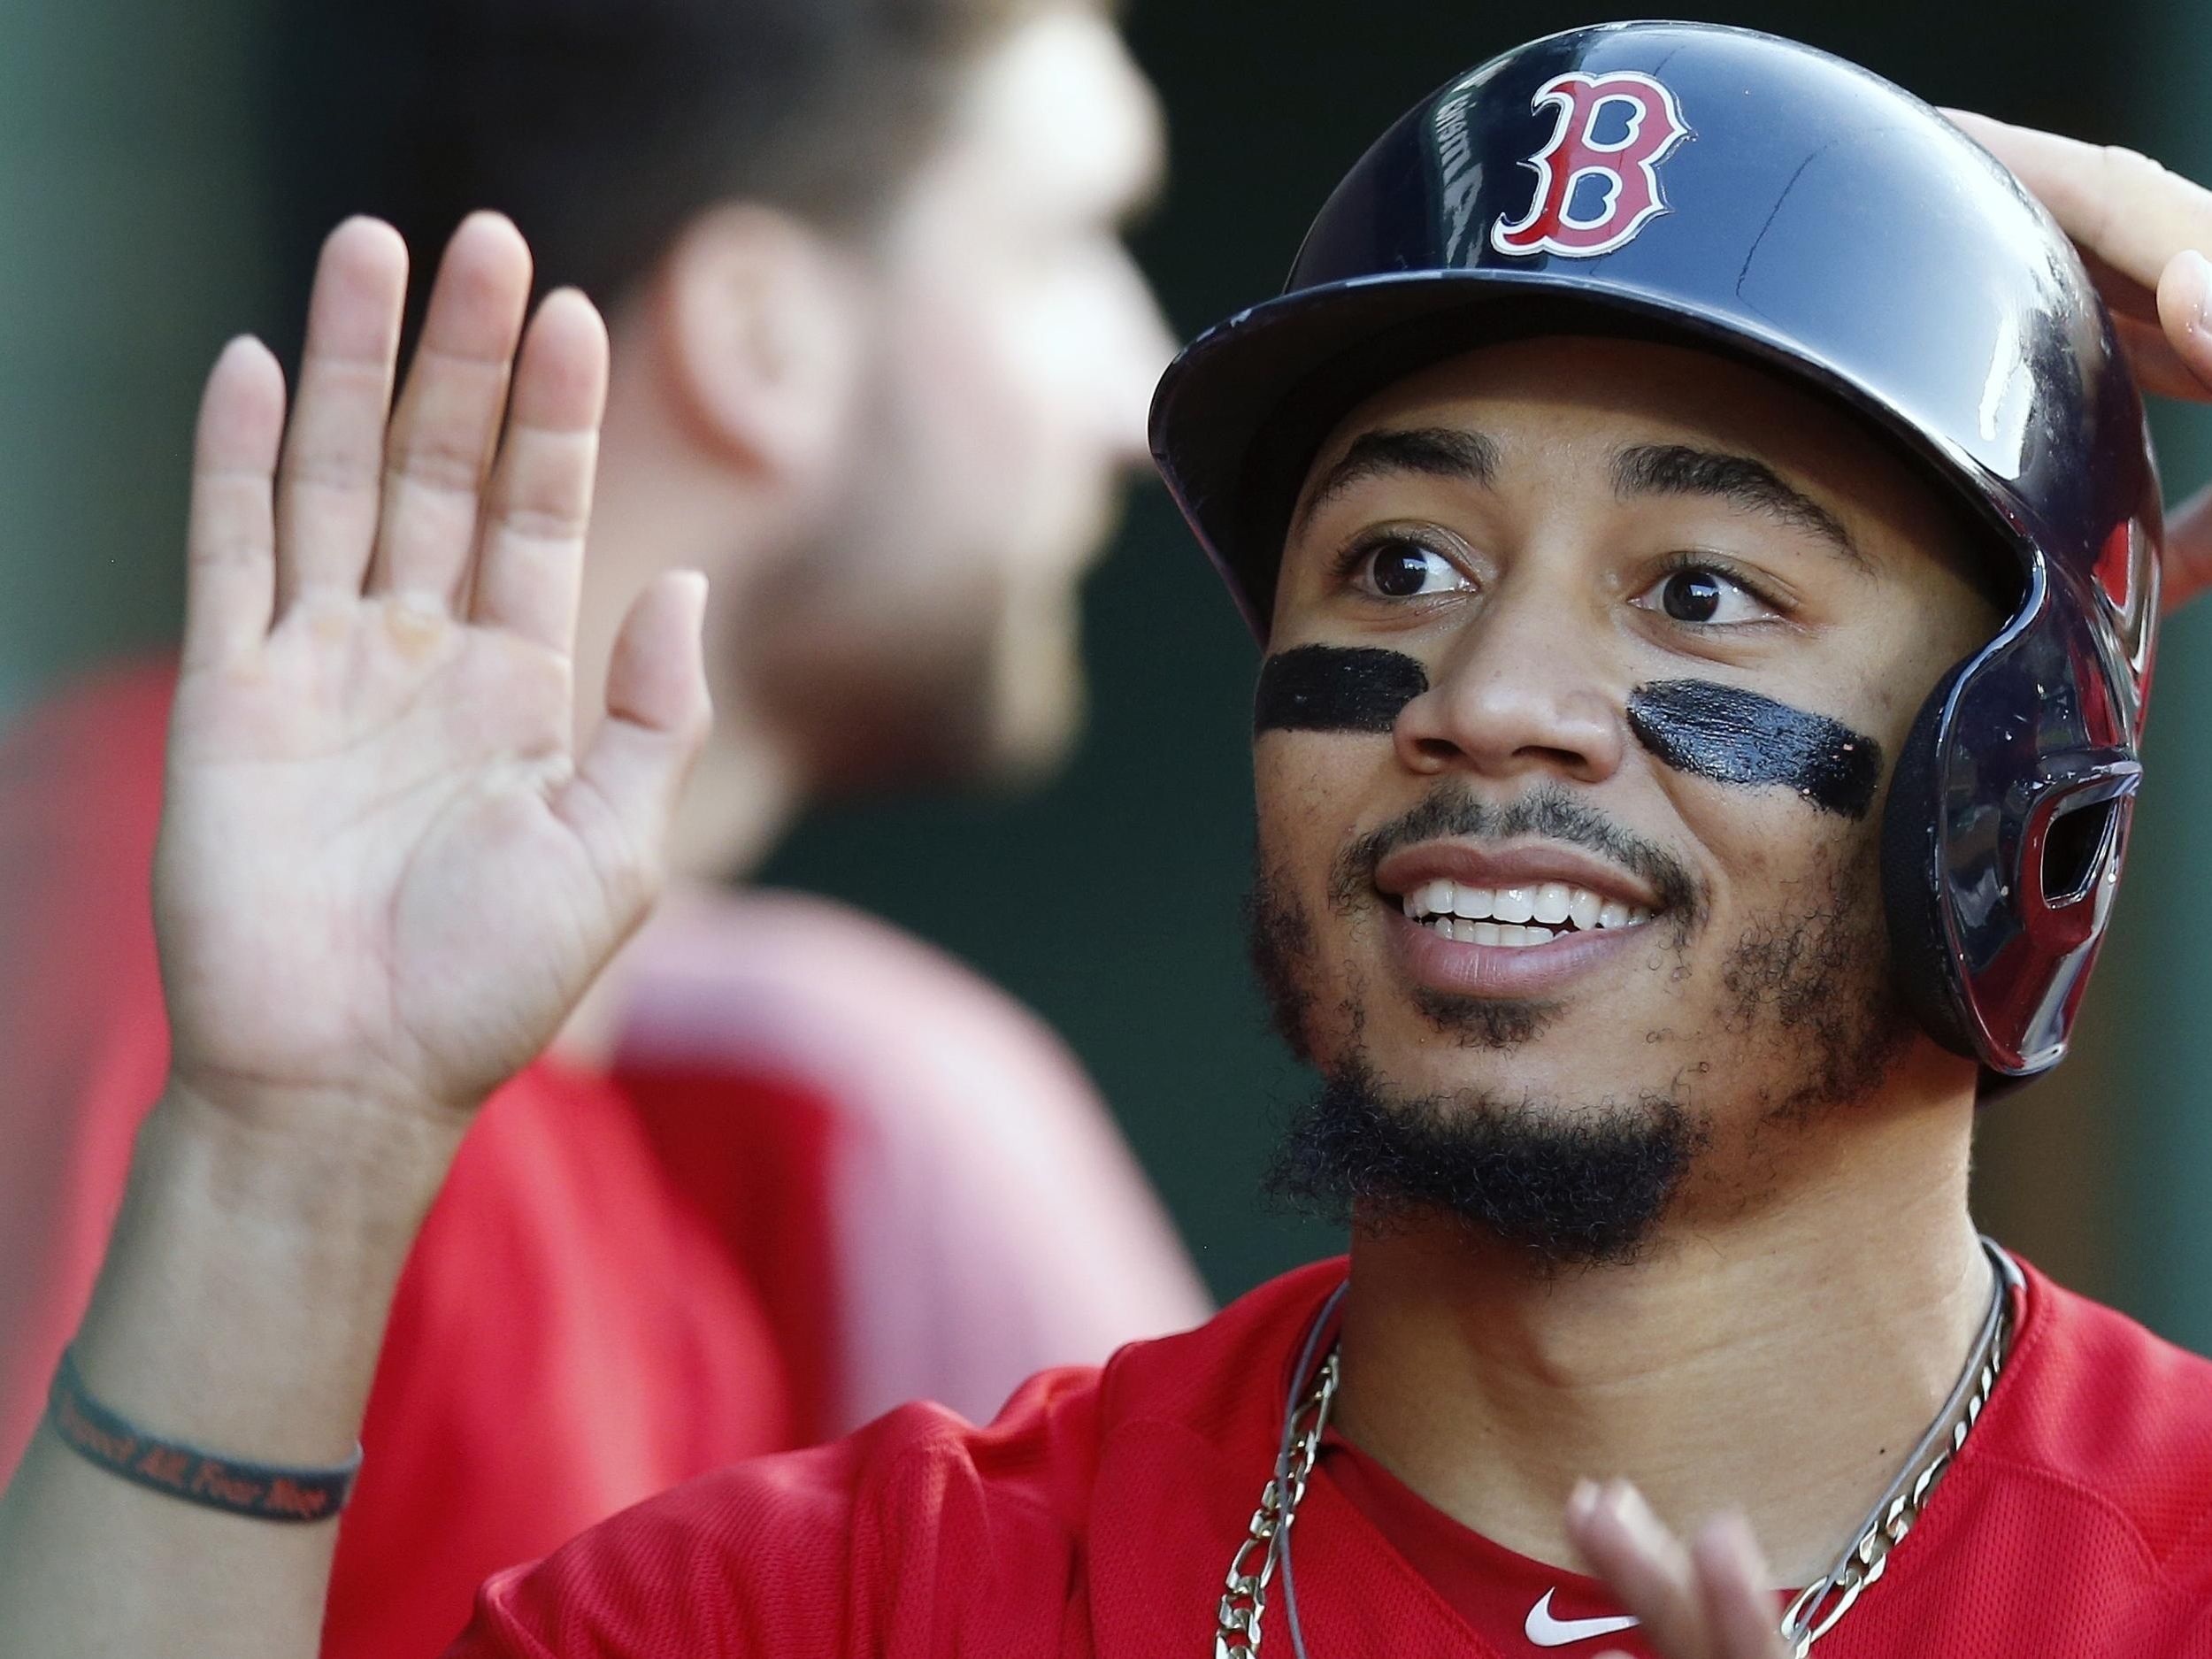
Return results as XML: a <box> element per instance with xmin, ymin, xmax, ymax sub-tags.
<box><xmin>1392</xmin><ymin>575</ymin><xmax>1626</xmax><ymax>787</ymax></box>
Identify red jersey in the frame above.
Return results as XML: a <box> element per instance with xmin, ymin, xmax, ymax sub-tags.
<box><xmin>0</xmin><ymin>664</ymin><xmax>1205</xmax><ymax>1659</ymax></box>
<box><xmin>454</xmin><ymin>1255</ymin><xmax>2212</xmax><ymax>1658</ymax></box>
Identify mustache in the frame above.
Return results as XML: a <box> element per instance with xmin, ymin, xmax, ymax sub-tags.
<box><xmin>1328</xmin><ymin>780</ymin><xmax>1706</xmax><ymax>922</ymax></box>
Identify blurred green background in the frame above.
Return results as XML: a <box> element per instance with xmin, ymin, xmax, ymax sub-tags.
<box><xmin>6</xmin><ymin>0</ymin><xmax>2211</xmax><ymax>1325</ymax></box>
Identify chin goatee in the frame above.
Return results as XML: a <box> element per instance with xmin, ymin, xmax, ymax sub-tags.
<box><xmin>1264</xmin><ymin>1058</ymin><xmax>1703</xmax><ymax>1265</ymax></box>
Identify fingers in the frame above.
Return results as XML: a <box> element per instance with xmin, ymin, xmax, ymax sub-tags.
<box><xmin>1946</xmin><ymin>111</ymin><xmax>2212</xmax><ymax>420</ymax></box>
<box><xmin>2154</xmin><ymin>249</ymin><xmax>2212</xmax><ymax>395</ymax></box>
<box><xmin>182</xmin><ymin>337</ymin><xmax>288</xmax><ymax>670</ymax></box>
<box><xmin>1947</xmin><ymin>110</ymin><xmax>2212</xmax><ymax>296</ymax></box>
<box><xmin>2088</xmin><ymin>255</ymin><xmax>2212</xmax><ymax>403</ymax></box>
<box><xmin>2081</xmin><ymin>247</ymin><xmax>2160</xmax><ymax>327</ymax></box>
<box><xmin>1694</xmin><ymin>1516</ymin><xmax>1788</xmax><ymax>1659</ymax></box>
<box><xmin>373</xmin><ymin>213</ymin><xmax>534</xmax><ymax>606</ymax></box>
<box><xmin>1569</xmin><ymin>1479</ymin><xmax>1788</xmax><ymax>1659</ymax></box>
<box><xmin>559</xmin><ymin>571</ymin><xmax>712</xmax><ymax>917</ymax></box>
<box><xmin>468</xmin><ymin>289</ymin><xmax>611</xmax><ymax>657</ymax></box>
<box><xmin>272</xmin><ymin>214</ymin><xmax>602</xmax><ymax>648</ymax></box>
<box><xmin>275</xmin><ymin>219</ymin><xmax>408</xmax><ymax>612</ymax></box>
<box><xmin>1570</xmin><ymin>1479</ymin><xmax>1709</xmax><ymax>1657</ymax></box>
<box><xmin>2112</xmin><ymin>309</ymin><xmax>2212</xmax><ymax>402</ymax></box>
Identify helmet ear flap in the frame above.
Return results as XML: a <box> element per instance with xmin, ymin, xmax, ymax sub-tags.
<box><xmin>1882</xmin><ymin>662</ymin><xmax>1978</xmax><ymax>1059</ymax></box>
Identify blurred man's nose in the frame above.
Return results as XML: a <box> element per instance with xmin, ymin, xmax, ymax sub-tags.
<box><xmin>1096</xmin><ymin>248</ymin><xmax>1177</xmax><ymax>471</ymax></box>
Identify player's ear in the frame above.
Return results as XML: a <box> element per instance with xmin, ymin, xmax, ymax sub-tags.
<box><xmin>649</xmin><ymin>202</ymin><xmax>864</xmax><ymax>482</ymax></box>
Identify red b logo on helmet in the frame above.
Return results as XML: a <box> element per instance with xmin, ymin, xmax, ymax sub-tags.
<box><xmin>1492</xmin><ymin>72</ymin><xmax>1691</xmax><ymax>257</ymax></box>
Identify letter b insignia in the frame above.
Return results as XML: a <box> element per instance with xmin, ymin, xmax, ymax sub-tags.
<box><xmin>1492</xmin><ymin>72</ymin><xmax>1691</xmax><ymax>257</ymax></box>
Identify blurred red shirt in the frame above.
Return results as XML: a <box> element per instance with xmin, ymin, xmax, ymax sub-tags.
<box><xmin>0</xmin><ymin>663</ymin><xmax>1208</xmax><ymax>1659</ymax></box>
<box><xmin>451</xmin><ymin>1256</ymin><xmax>2212</xmax><ymax>1658</ymax></box>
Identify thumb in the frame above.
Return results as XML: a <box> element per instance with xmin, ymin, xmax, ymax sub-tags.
<box><xmin>559</xmin><ymin>570</ymin><xmax>713</xmax><ymax>913</ymax></box>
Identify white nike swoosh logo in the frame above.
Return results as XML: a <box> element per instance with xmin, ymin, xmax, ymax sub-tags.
<box><xmin>1524</xmin><ymin>1587</ymin><xmax>1641</xmax><ymax>1647</ymax></box>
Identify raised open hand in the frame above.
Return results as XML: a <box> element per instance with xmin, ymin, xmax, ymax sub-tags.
<box><xmin>1947</xmin><ymin>110</ymin><xmax>2212</xmax><ymax>611</ymax></box>
<box><xmin>157</xmin><ymin>213</ymin><xmax>710</xmax><ymax>1127</ymax></box>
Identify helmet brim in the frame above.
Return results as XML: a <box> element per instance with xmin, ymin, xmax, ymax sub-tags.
<box><xmin>1148</xmin><ymin>266</ymin><xmax>2039</xmax><ymax>641</ymax></box>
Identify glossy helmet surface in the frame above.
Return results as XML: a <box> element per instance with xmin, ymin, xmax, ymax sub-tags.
<box><xmin>1150</xmin><ymin>20</ymin><xmax>2161</xmax><ymax>1078</ymax></box>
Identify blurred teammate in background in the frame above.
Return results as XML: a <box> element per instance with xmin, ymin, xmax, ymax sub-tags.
<box><xmin>0</xmin><ymin>1</ymin><xmax>1205</xmax><ymax>1653</ymax></box>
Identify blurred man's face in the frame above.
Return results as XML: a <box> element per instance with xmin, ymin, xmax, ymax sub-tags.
<box><xmin>769</xmin><ymin>6</ymin><xmax>1172</xmax><ymax>788</ymax></box>
<box><xmin>1250</xmin><ymin>336</ymin><xmax>1999</xmax><ymax>1260</ymax></box>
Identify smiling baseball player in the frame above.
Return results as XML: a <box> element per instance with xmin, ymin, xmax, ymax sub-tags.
<box><xmin>9</xmin><ymin>20</ymin><xmax>2212</xmax><ymax>1659</ymax></box>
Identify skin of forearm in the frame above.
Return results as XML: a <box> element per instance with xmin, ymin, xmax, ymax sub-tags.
<box><xmin>0</xmin><ymin>1080</ymin><xmax>465</xmax><ymax>1659</ymax></box>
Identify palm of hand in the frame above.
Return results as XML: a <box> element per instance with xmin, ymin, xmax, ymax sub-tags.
<box><xmin>164</xmin><ymin>612</ymin><xmax>598</xmax><ymax>1113</ymax></box>
<box><xmin>157</xmin><ymin>215</ymin><xmax>707</xmax><ymax>1125</ymax></box>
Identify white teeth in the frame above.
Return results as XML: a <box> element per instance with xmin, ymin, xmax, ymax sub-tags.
<box><xmin>1404</xmin><ymin>879</ymin><xmax>1657</xmax><ymax>933</ymax></box>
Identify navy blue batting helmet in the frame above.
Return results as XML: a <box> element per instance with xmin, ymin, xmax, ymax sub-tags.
<box><xmin>1150</xmin><ymin>21</ymin><xmax>2162</xmax><ymax>1079</ymax></box>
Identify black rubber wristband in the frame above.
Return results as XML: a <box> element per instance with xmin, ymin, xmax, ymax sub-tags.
<box><xmin>45</xmin><ymin>1346</ymin><xmax>361</xmax><ymax>1523</ymax></box>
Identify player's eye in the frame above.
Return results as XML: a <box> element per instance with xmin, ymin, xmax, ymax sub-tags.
<box><xmin>1344</xmin><ymin>534</ymin><xmax>1472</xmax><ymax>600</ymax></box>
<box><xmin>1628</xmin><ymin>563</ymin><xmax>1778</xmax><ymax>626</ymax></box>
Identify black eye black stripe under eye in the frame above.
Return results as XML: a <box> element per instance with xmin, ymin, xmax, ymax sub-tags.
<box><xmin>1254</xmin><ymin>646</ymin><xmax>1428</xmax><ymax>734</ymax></box>
<box><xmin>1626</xmin><ymin>680</ymin><xmax>1882</xmax><ymax>819</ymax></box>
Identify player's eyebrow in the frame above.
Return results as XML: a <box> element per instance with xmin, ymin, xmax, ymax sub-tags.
<box><xmin>1612</xmin><ymin>442</ymin><xmax>1865</xmax><ymax>565</ymax></box>
<box><xmin>1292</xmin><ymin>426</ymin><xmax>1502</xmax><ymax>536</ymax></box>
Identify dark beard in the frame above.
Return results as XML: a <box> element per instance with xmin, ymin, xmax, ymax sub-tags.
<box><xmin>1719</xmin><ymin>856</ymin><xmax>1916</xmax><ymax>1123</ymax></box>
<box><xmin>1245</xmin><ymin>869</ymin><xmax>1322</xmax><ymax>1065</ymax></box>
<box><xmin>1248</xmin><ymin>781</ymin><xmax>1911</xmax><ymax>1264</ymax></box>
<box><xmin>1265</xmin><ymin>1057</ymin><xmax>1701</xmax><ymax>1265</ymax></box>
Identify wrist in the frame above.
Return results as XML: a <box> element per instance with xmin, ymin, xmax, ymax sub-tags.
<box><xmin>59</xmin><ymin>1079</ymin><xmax>470</xmax><ymax>1463</ymax></box>
<box><xmin>155</xmin><ymin>1071</ymin><xmax>472</xmax><ymax>1222</ymax></box>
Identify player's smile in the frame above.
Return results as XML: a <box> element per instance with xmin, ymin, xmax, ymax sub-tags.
<box><xmin>1373</xmin><ymin>838</ymin><xmax>1663</xmax><ymax>998</ymax></box>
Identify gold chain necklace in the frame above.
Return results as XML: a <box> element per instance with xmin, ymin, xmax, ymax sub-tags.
<box><xmin>1214</xmin><ymin>1241</ymin><xmax>2019</xmax><ymax>1659</ymax></box>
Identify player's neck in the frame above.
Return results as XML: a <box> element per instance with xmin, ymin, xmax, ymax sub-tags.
<box><xmin>1330</xmin><ymin>1070</ymin><xmax>1987</xmax><ymax>1586</ymax></box>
